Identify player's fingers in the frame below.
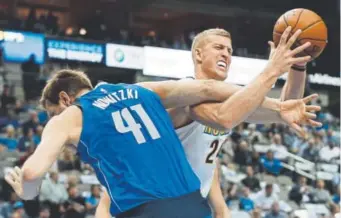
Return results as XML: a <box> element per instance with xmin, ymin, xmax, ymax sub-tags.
<box><xmin>290</xmin><ymin>56</ymin><xmax>312</xmax><ymax>65</ymax></box>
<box><xmin>4</xmin><ymin>174</ymin><xmax>15</xmax><ymax>186</ymax></box>
<box><xmin>304</xmin><ymin>112</ymin><xmax>316</xmax><ymax>119</ymax></box>
<box><xmin>286</xmin><ymin>29</ymin><xmax>302</xmax><ymax>48</ymax></box>
<box><xmin>303</xmin><ymin>93</ymin><xmax>319</xmax><ymax>103</ymax></box>
<box><xmin>5</xmin><ymin>170</ymin><xmax>18</xmax><ymax>185</ymax></box>
<box><xmin>290</xmin><ymin>123</ymin><xmax>305</xmax><ymax>137</ymax></box>
<box><xmin>307</xmin><ymin>119</ymin><xmax>323</xmax><ymax>127</ymax></box>
<box><xmin>14</xmin><ymin>167</ymin><xmax>22</xmax><ymax>178</ymax></box>
<box><xmin>268</xmin><ymin>41</ymin><xmax>275</xmax><ymax>50</ymax></box>
<box><xmin>306</xmin><ymin>119</ymin><xmax>322</xmax><ymax>127</ymax></box>
<box><xmin>306</xmin><ymin>105</ymin><xmax>321</xmax><ymax>112</ymax></box>
<box><xmin>279</xmin><ymin>26</ymin><xmax>292</xmax><ymax>46</ymax></box>
<box><xmin>289</xmin><ymin>42</ymin><xmax>311</xmax><ymax>57</ymax></box>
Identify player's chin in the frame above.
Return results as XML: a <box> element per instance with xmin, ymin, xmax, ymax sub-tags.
<box><xmin>214</xmin><ymin>68</ymin><xmax>228</xmax><ymax>81</ymax></box>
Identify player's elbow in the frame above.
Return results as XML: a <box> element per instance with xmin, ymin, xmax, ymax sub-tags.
<box><xmin>22</xmin><ymin>166</ymin><xmax>40</xmax><ymax>182</ymax></box>
<box><xmin>216</xmin><ymin>115</ymin><xmax>234</xmax><ymax>130</ymax></box>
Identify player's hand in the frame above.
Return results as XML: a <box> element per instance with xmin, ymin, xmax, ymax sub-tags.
<box><xmin>279</xmin><ymin>93</ymin><xmax>322</xmax><ymax>137</ymax></box>
<box><xmin>5</xmin><ymin>166</ymin><xmax>24</xmax><ymax>198</ymax></box>
<box><xmin>267</xmin><ymin>26</ymin><xmax>311</xmax><ymax>76</ymax></box>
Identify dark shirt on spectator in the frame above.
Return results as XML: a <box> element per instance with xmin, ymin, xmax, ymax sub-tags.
<box><xmin>242</xmin><ymin>176</ymin><xmax>261</xmax><ymax>192</ymax></box>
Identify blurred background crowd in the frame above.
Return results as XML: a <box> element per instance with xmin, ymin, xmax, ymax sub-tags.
<box><xmin>0</xmin><ymin>0</ymin><xmax>339</xmax><ymax>218</ymax></box>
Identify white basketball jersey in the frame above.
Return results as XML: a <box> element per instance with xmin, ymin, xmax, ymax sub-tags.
<box><xmin>176</xmin><ymin>121</ymin><xmax>230</xmax><ymax>197</ymax></box>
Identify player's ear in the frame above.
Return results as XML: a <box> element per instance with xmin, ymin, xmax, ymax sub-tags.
<box><xmin>195</xmin><ymin>48</ymin><xmax>202</xmax><ymax>63</ymax></box>
<box><xmin>59</xmin><ymin>91</ymin><xmax>71</xmax><ymax>106</ymax></box>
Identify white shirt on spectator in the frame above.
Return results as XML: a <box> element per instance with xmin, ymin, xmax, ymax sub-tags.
<box><xmin>319</xmin><ymin>146</ymin><xmax>340</xmax><ymax>162</ymax></box>
<box><xmin>39</xmin><ymin>177</ymin><xmax>68</xmax><ymax>204</ymax></box>
<box><xmin>251</xmin><ymin>190</ymin><xmax>279</xmax><ymax>210</ymax></box>
<box><xmin>270</xmin><ymin>144</ymin><xmax>288</xmax><ymax>160</ymax></box>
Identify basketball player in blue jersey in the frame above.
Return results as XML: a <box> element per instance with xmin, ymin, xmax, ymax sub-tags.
<box><xmin>6</xmin><ymin>26</ymin><xmax>313</xmax><ymax>218</ymax></box>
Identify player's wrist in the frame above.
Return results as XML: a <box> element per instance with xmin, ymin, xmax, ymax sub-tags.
<box><xmin>291</xmin><ymin>64</ymin><xmax>306</xmax><ymax>72</ymax></box>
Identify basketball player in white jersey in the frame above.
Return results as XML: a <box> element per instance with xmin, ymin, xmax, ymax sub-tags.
<box><xmin>170</xmin><ymin>28</ymin><xmax>312</xmax><ymax>218</ymax></box>
<box><xmin>95</xmin><ymin>27</ymin><xmax>319</xmax><ymax>218</ymax></box>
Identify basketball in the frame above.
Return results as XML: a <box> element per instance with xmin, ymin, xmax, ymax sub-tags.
<box><xmin>273</xmin><ymin>8</ymin><xmax>328</xmax><ymax>59</ymax></box>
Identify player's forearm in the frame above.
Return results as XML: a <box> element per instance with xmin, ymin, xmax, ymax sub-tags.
<box><xmin>22</xmin><ymin>154</ymin><xmax>48</xmax><ymax>181</ymax></box>
<box><xmin>95</xmin><ymin>192</ymin><xmax>111</xmax><ymax>218</ymax></box>
<box><xmin>280</xmin><ymin>68</ymin><xmax>306</xmax><ymax>100</ymax></box>
<box><xmin>208</xmin><ymin>167</ymin><xmax>231</xmax><ymax>218</ymax></box>
<box><xmin>210</xmin><ymin>67</ymin><xmax>279</xmax><ymax>128</ymax></box>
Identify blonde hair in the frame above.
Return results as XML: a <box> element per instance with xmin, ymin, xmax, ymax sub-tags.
<box><xmin>40</xmin><ymin>69</ymin><xmax>93</xmax><ymax>108</ymax></box>
<box><xmin>191</xmin><ymin>28</ymin><xmax>231</xmax><ymax>63</ymax></box>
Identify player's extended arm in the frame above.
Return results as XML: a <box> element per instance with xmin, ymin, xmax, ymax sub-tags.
<box><xmin>187</xmin><ymin>84</ymin><xmax>284</xmax><ymax>130</ymax></box>
<box><xmin>280</xmin><ymin>66</ymin><xmax>306</xmax><ymax>100</ymax></box>
<box><xmin>208</xmin><ymin>166</ymin><xmax>231</xmax><ymax>218</ymax></box>
<box><xmin>95</xmin><ymin>190</ymin><xmax>111</xmax><ymax>218</ymax></box>
<box><xmin>138</xmin><ymin>79</ymin><xmax>237</xmax><ymax>109</ymax></box>
<box><xmin>5</xmin><ymin>106</ymin><xmax>79</xmax><ymax>200</ymax></box>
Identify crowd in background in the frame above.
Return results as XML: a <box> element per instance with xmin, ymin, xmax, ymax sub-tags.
<box><xmin>0</xmin><ymin>5</ymin><xmax>339</xmax><ymax>218</ymax></box>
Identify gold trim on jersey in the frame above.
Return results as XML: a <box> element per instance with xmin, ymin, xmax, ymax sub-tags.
<box><xmin>203</xmin><ymin>126</ymin><xmax>229</xmax><ymax>136</ymax></box>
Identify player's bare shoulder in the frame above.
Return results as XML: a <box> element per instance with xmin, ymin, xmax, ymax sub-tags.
<box><xmin>57</xmin><ymin>105</ymin><xmax>83</xmax><ymax>146</ymax></box>
<box><xmin>167</xmin><ymin>106</ymin><xmax>193</xmax><ymax>129</ymax></box>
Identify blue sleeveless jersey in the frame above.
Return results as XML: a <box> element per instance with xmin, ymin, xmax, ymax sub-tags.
<box><xmin>75</xmin><ymin>83</ymin><xmax>200</xmax><ymax>216</ymax></box>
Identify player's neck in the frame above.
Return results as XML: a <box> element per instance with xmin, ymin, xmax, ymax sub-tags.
<box><xmin>75</xmin><ymin>89</ymin><xmax>91</xmax><ymax>98</ymax></box>
<box><xmin>194</xmin><ymin>67</ymin><xmax>210</xmax><ymax>80</ymax></box>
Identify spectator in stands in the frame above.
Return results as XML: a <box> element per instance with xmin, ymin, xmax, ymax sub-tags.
<box><xmin>333</xmin><ymin>188</ymin><xmax>340</xmax><ymax>204</ymax></box>
<box><xmin>21</xmin><ymin>54</ymin><xmax>40</xmax><ymax>101</ymax></box>
<box><xmin>39</xmin><ymin>172</ymin><xmax>68</xmax><ymax>218</ymax></box>
<box><xmin>264</xmin><ymin>202</ymin><xmax>288</xmax><ymax>218</ymax></box>
<box><xmin>260</xmin><ymin>150</ymin><xmax>282</xmax><ymax>176</ymax></box>
<box><xmin>241</xmin><ymin>166</ymin><xmax>261</xmax><ymax>193</ymax></box>
<box><xmin>85</xmin><ymin>185</ymin><xmax>101</xmax><ymax>215</ymax></box>
<box><xmin>11</xmin><ymin>202</ymin><xmax>28</xmax><ymax>218</ymax></box>
<box><xmin>233</xmin><ymin>140</ymin><xmax>252</xmax><ymax>167</ymax></box>
<box><xmin>293</xmin><ymin>133</ymin><xmax>309</xmax><ymax>155</ymax></box>
<box><xmin>17</xmin><ymin>128</ymin><xmax>37</xmax><ymax>152</ymax></box>
<box><xmin>301</xmin><ymin>138</ymin><xmax>319</xmax><ymax>162</ymax></box>
<box><xmin>0</xmin><ymin>125</ymin><xmax>18</xmax><ymax>150</ymax></box>
<box><xmin>58</xmin><ymin>147</ymin><xmax>82</xmax><ymax>172</ymax></box>
<box><xmin>13</xmin><ymin>100</ymin><xmax>26</xmax><ymax>116</ymax></box>
<box><xmin>0</xmin><ymin>192</ymin><xmax>24</xmax><ymax>218</ymax></box>
<box><xmin>247</xmin><ymin>124</ymin><xmax>264</xmax><ymax>145</ymax></box>
<box><xmin>33</xmin><ymin>125</ymin><xmax>43</xmax><ymax>145</ymax></box>
<box><xmin>22</xmin><ymin>110</ymin><xmax>40</xmax><ymax>134</ymax></box>
<box><xmin>225</xmin><ymin>183</ymin><xmax>238</xmax><ymax>207</ymax></box>
<box><xmin>64</xmin><ymin>185</ymin><xmax>86</xmax><ymax>218</ymax></box>
<box><xmin>319</xmin><ymin>140</ymin><xmax>340</xmax><ymax>162</ymax></box>
<box><xmin>252</xmin><ymin>208</ymin><xmax>262</xmax><ymax>218</ymax></box>
<box><xmin>289</xmin><ymin>176</ymin><xmax>311</xmax><ymax>205</ymax></box>
<box><xmin>314</xmin><ymin>134</ymin><xmax>324</xmax><ymax>150</ymax></box>
<box><xmin>311</xmin><ymin>180</ymin><xmax>332</xmax><ymax>204</ymax></box>
<box><xmin>254</xmin><ymin>184</ymin><xmax>279</xmax><ymax>211</ymax></box>
<box><xmin>270</xmin><ymin>134</ymin><xmax>288</xmax><ymax>161</ymax></box>
<box><xmin>37</xmin><ymin>205</ymin><xmax>50</xmax><ymax>218</ymax></box>
<box><xmin>24</xmin><ymin>8</ymin><xmax>38</xmax><ymax>31</ymax></box>
<box><xmin>331</xmin><ymin>204</ymin><xmax>341</xmax><ymax>217</ymax></box>
<box><xmin>16</xmin><ymin>145</ymin><xmax>35</xmax><ymax>167</ymax></box>
<box><xmin>9</xmin><ymin>211</ymin><xmax>20</xmax><ymax>218</ymax></box>
<box><xmin>0</xmin><ymin>85</ymin><xmax>15</xmax><ymax>116</ymax></box>
<box><xmin>239</xmin><ymin>187</ymin><xmax>254</xmax><ymax>212</ymax></box>
<box><xmin>45</xmin><ymin>11</ymin><xmax>59</xmax><ymax>35</ymax></box>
